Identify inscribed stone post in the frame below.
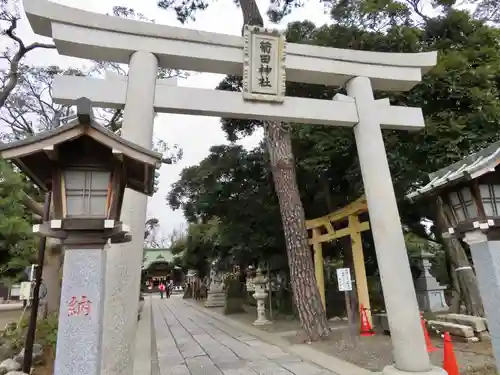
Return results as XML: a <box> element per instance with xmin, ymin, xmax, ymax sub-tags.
<box><xmin>464</xmin><ymin>231</ymin><xmax>500</xmax><ymax>371</ymax></box>
<box><xmin>54</xmin><ymin>247</ymin><xmax>106</xmax><ymax>375</ymax></box>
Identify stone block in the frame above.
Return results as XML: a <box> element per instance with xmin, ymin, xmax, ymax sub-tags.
<box><xmin>426</xmin><ymin>320</ymin><xmax>475</xmax><ymax>338</ymax></box>
<box><xmin>435</xmin><ymin>313</ymin><xmax>487</xmax><ymax>332</ymax></box>
<box><xmin>477</xmin><ymin>331</ymin><xmax>491</xmax><ymax>342</ymax></box>
<box><xmin>373</xmin><ymin>313</ymin><xmax>389</xmax><ymax>333</ymax></box>
<box><xmin>204</xmin><ymin>292</ymin><xmax>225</xmax><ymax>308</ymax></box>
<box><xmin>0</xmin><ymin>359</ymin><xmax>20</xmax><ymax>373</ymax></box>
<box><xmin>451</xmin><ymin>335</ymin><xmax>479</xmax><ymax>343</ymax></box>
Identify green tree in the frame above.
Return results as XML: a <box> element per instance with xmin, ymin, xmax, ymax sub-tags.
<box><xmin>159</xmin><ymin>0</ymin><xmax>499</xmax><ymax>323</ymax></box>
<box><xmin>213</xmin><ymin>12</ymin><xmax>498</xmax><ymax>316</ymax></box>
<box><xmin>1</xmin><ymin>0</ymin><xmax>183</xmax><ymax>311</ymax></box>
<box><xmin>168</xmin><ymin>145</ymin><xmax>286</xmax><ymax>269</ymax></box>
<box><xmin>0</xmin><ymin>161</ymin><xmax>36</xmax><ymax>281</ymax></box>
<box><xmin>168</xmin><ymin>220</ymin><xmax>222</xmax><ymax>278</ymax></box>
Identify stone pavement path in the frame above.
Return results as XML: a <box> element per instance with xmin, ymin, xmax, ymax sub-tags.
<box><xmin>152</xmin><ymin>296</ymin><xmax>339</xmax><ymax>375</ymax></box>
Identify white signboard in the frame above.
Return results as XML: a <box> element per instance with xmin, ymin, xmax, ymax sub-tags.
<box><xmin>242</xmin><ymin>25</ymin><xmax>286</xmax><ymax>103</ymax></box>
<box><xmin>20</xmin><ymin>282</ymin><xmax>32</xmax><ymax>300</ymax></box>
<box><xmin>336</xmin><ymin>268</ymin><xmax>353</xmax><ymax>292</ymax></box>
<box><xmin>10</xmin><ymin>284</ymin><xmax>20</xmax><ymax>297</ymax></box>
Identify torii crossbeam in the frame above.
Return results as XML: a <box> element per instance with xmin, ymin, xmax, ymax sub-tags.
<box><xmin>52</xmin><ymin>75</ymin><xmax>425</xmax><ymax>131</ymax></box>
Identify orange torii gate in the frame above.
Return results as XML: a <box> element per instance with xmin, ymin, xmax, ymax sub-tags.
<box><xmin>305</xmin><ymin>196</ymin><xmax>372</xmax><ymax>324</ymax></box>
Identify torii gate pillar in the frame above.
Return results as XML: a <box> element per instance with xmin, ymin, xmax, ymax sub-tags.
<box><xmin>347</xmin><ymin>77</ymin><xmax>432</xmax><ymax>373</ymax></box>
<box><xmin>100</xmin><ymin>51</ymin><xmax>158</xmax><ymax>375</ymax></box>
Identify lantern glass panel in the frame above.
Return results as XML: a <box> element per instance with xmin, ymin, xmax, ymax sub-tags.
<box><xmin>479</xmin><ymin>184</ymin><xmax>500</xmax><ymax>216</ymax></box>
<box><xmin>449</xmin><ymin>187</ymin><xmax>477</xmax><ymax>222</ymax></box>
<box><xmin>64</xmin><ymin>170</ymin><xmax>110</xmax><ymax>218</ymax></box>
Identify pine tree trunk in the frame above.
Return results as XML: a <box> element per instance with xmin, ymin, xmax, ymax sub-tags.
<box><xmin>436</xmin><ymin>197</ymin><xmax>484</xmax><ymax>317</ymax></box>
<box><xmin>236</xmin><ymin>0</ymin><xmax>328</xmax><ymax>340</ymax></box>
<box><xmin>443</xmin><ymin>244</ymin><xmax>462</xmax><ymax>313</ymax></box>
<box><xmin>264</xmin><ymin>121</ymin><xmax>330</xmax><ymax>341</ymax></box>
<box><xmin>239</xmin><ymin>0</ymin><xmax>264</xmax><ymax>33</ymax></box>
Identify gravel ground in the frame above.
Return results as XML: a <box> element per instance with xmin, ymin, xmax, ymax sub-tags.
<box><xmin>0</xmin><ymin>307</ymin><xmax>28</xmax><ymax>331</ymax></box>
<box><xmin>196</xmin><ymin>301</ymin><xmax>498</xmax><ymax>375</ymax></box>
<box><xmin>299</xmin><ymin>328</ymin><xmax>498</xmax><ymax>374</ymax></box>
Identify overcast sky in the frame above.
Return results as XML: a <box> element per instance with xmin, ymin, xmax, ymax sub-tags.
<box><xmin>11</xmin><ymin>0</ymin><xmax>331</xmax><ymax>240</ymax></box>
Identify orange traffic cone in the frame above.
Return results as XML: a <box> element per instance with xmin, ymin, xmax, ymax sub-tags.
<box><xmin>421</xmin><ymin>313</ymin><xmax>438</xmax><ymax>352</ymax></box>
<box><xmin>443</xmin><ymin>332</ymin><xmax>460</xmax><ymax>375</ymax></box>
<box><xmin>360</xmin><ymin>304</ymin><xmax>375</xmax><ymax>336</ymax></box>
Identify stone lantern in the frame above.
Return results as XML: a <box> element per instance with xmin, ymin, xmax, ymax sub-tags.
<box><xmin>0</xmin><ymin>97</ymin><xmax>162</xmax><ymax>375</ymax></box>
<box><xmin>252</xmin><ymin>267</ymin><xmax>271</xmax><ymax>326</ymax></box>
<box><xmin>413</xmin><ymin>251</ymin><xmax>448</xmax><ymax>312</ymax></box>
<box><xmin>407</xmin><ymin>141</ymin><xmax>500</xmax><ymax>371</ymax></box>
<box><xmin>1</xmin><ymin>98</ymin><xmax>160</xmax><ymax>245</ymax></box>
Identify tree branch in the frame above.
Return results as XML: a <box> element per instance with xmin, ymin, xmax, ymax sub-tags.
<box><xmin>25</xmin><ymin>42</ymin><xmax>57</xmax><ymax>53</ymax></box>
<box><xmin>5</xmin><ymin>17</ymin><xmax>25</xmax><ymax>49</ymax></box>
<box><xmin>20</xmin><ymin>191</ymin><xmax>44</xmax><ymax>216</ymax></box>
<box><xmin>0</xmin><ymin>16</ymin><xmax>56</xmax><ymax>109</ymax></box>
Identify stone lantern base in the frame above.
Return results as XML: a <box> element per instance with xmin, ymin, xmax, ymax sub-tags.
<box><xmin>204</xmin><ymin>291</ymin><xmax>225</xmax><ymax>308</ymax></box>
<box><xmin>252</xmin><ymin>292</ymin><xmax>272</xmax><ymax>326</ymax></box>
<box><xmin>252</xmin><ymin>317</ymin><xmax>272</xmax><ymax>326</ymax></box>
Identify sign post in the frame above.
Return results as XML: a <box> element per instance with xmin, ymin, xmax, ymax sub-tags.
<box><xmin>337</xmin><ymin>268</ymin><xmax>357</xmax><ymax>343</ymax></box>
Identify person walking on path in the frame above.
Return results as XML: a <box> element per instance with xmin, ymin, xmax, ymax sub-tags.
<box><xmin>159</xmin><ymin>283</ymin><xmax>166</xmax><ymax>299</ymax></box>
<box><xmin>166</xmin><ymin>283</ymin><xmax>171</xmax><ymax>299</ymax></box>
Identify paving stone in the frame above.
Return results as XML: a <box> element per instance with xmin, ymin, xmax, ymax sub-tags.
<box><xmin>223</xmin><ymin>368</ymin><xmax>259</xmax><ymax>375</ymax></box>
<box><xmin>247</xmin><ymin>360</ymin><xmax>294</xmax><ymax>375</ymax></box>
<box><xmin>242</xmin><ymin>340</ymin><xmax>289</xmax><ymax>359</ymax></box>
<box><xmin>281</xmin><ymin>361</ymin><xmax>328</xmax><ymax>375</ymax></box>
<box><xmin>151</xmin><ymin>298</ymin><xmax>338</xmax><ymax>375</ymax></box>
<box><xmin>211</xmin><ymin>358</ymin><xmax>247</xmax><ymax>371</ymax></box>
<box><xmin>159</xmin><ymin>364</ymin><xmax>191</xmax><ymax>375</ymax></box>
<box><xmin>185</xmin><ymin>355</ymin><xmax>224</xmax><ymax>375</ymax></box>
<box><xmin>273</xmin><ymin>355</ymin><xmax>303</xmax><ymax>364</ymax></box>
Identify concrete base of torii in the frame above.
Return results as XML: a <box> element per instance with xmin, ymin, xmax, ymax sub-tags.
<box><xmin>383</xmin><ymin>365</ymin><xmax>447</xmax><ymax>375</ymax></box>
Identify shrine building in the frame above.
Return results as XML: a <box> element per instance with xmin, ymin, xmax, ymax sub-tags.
<box><xmin>141</xmin><ymin>248</ymin><xmax>183</xmax><ymax>288</ymax></box>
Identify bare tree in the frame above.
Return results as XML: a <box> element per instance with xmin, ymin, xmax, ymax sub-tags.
<box><xmin>0</xmin><ymin>0</ymin><xmax>56</xmax><ymax>108</ymax></box>
<box><xmin>0</xmin><ymin>0</ymin><xmax>183</xmax><ymax>311</ymax></box>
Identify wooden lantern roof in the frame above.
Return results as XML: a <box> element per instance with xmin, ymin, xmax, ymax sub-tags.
<box><xmin>0</xmin><ymin>97</ymin><xmax>162</xmax><ymax>196</ymax></box>
<box><xmin>407</xmin><ymin>140</ymin><xmax>500</xmax><ymax>202</ymax></box>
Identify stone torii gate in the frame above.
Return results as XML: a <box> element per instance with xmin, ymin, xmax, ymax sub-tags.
<box><xmin>23</xmin><ymin>1</ymin><xmax>444</xmax><ymax>375</ymax></box>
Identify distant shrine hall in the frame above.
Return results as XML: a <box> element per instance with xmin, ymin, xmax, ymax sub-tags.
<box><xmin>141</xmin><ymin>248</ymin><xmax>181</xmax><ymax>286</ymax></box>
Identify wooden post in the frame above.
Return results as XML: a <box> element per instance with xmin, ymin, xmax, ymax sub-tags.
<box><xmin>312</xmin><ymin>228</ymin><xmax>326</xmax><ymax>310</ymax></box>
<box><xmin>349</xmin><ymin>215</ymin><xmax>372</xmax><ymax>325</ymax></box>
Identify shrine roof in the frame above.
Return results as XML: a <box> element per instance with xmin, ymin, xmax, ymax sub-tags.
<box><xmin>406</xmin><ymin>140</ymin><xmax>500</xmax><ymax>201</ymax></box>
<box><xmin>0</xmin><ymin>97</ymin><xmax>161</xmax><ymax>162</ymax></box>
<box><xmin>142</xmin><ymin>248</ymin><xmax>176</xmax><ymax>270</ymax></box>
<box><xmin>0</xmin><ymin>97</ymin><xmax>162</xmax><ymax>193</ymax></box>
